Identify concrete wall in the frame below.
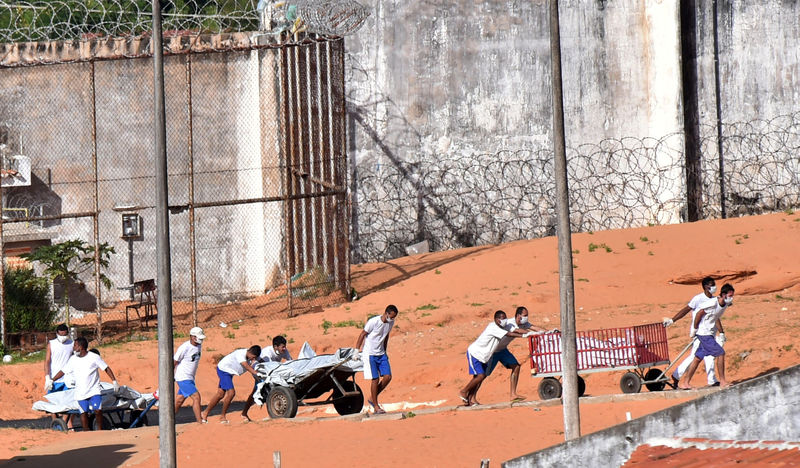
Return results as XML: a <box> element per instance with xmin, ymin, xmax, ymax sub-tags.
<box><xmin>345</xmin><ymin>0</ymin><xmax>800</xmax><ymax>261</ymax></box>
<box><xmin>503</xmin><ymin>364</ymin><xmax>800</xmax><ymax>467</ymax></box>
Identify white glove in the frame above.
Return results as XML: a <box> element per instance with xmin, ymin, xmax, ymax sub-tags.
<box><xmin>690</xmin><ymin>330</ymin><xmax>697</xmax><ymax>339</ymax></box>
<box><xmin>662</xmin><ymin>318</ymin><xmax>674</xmax><ymax>327</ymax></box>
<box><xmin>44</xmin><ymin>375</ymin><xmax>54</xmax><ymax>392</ymax></box>
<box><xmin>716</xmin><ymin>333</ymin><xmax>726</xmax><ymax>346</ymax></box>
<box><xmin>351</xmin><ymin>350</ymin><xmax>361</xmax><ymax>361</ymax></box>
<box><xmin>113</xmin><ymin>380</ymin><xmax>120</xmax><ymax>393</ymax></box>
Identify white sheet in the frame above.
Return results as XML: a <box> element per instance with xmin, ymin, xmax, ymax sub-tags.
<box><xmin>32</xmin><ymin>382</ymin><xmax>153</xmax><ymax>414</ymax></box>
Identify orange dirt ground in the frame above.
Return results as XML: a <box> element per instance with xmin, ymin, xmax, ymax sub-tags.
<box><xmin>1</xmin><ymin>212</ymin><xmax>798</xmax><ymax>467</ymax></box>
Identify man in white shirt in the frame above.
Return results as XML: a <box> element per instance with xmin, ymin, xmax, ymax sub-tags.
<box><xmin>678</xmin><ymin>283</ymin><xmax>735</xmax><ymax>390</ymax></box>
<box><xmin>49</xmin><ymin>337</ymin><xmax>118</xmax><ymax>431</ymax></box>
<box><xmin>354</xmin><ymin>304</ymin><xmax>398</xmax><ymax>414</ymax></box>
<box><xmin>174</xmin><ymin>326</ymin><xmax>206</xmax><ymax>423</ymax></box>
<box><xmin>459</xmin><ymin>310</ymin><xmax>528</xmax><ymax>407</ymax></box>
<box><xmin>664</xmin><ymin>276</ymin><xmax>720</xmax><ymax>386</ymax></box>
<box><xmin>485</xmin><ymin>306</ymin><xmax>545</xmax><ymax>401</ymax></box>
<box><xmin>201</xmin><ymin>345</ymin><xmax>261</xmax><ymax>423</ymax></box>
<box><xmin>241</xmin><ymin>335</ymin><xmax>293</xmax><ymax>421</ymax></box>
<box><xmin>44</xmin><ymin>324</ymin><xmax>74</xmax><ymax>393</ymax></box>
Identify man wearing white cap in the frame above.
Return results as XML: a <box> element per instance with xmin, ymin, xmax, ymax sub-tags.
<box><xmin>174</xmin><ymin>326</ymin><xmax>206</xmax><ymax>423</ymax></box>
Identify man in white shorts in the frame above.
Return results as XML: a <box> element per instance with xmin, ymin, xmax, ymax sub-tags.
<box><xmin>49</xmin><ymin>337</ymin><xmax>119</xmax><ymax>431</ymax></box>
<box><xmin>241</xmin><ymin>335</ymin><xmax>293</xmax><ymax>421</ymax></box>
<box><xmin>459</xmin><ymin>310</ymin><xmax>528</xmax><ymax>406</ymax></box>
<box><xmin>174</xmin><ymin>326</ymin><xmax>205</xmax><ymax>423</ymax></box>
<box><xmin>679</xmin><ymin>283</ymin><xmax>734</xmax><ymax>389</ymax></box>
<box><xmin>664</xmin><ymin>276</ymin><xmax>721</xmax><ymax>387</ymax></box>
<box><xmin>485</xmin><ymin>306</ymin><xmax>545</xmax><ymax>401</ymax></box>
<box><xmin>354</xmin><ymin>304</ymin><xmax>398</xmax><ymax>414</ymax></box>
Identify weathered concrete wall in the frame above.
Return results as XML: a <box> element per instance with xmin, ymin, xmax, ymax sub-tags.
<box><xmin>503</xmin><ymin>365</ymin><xmax>800</xmax><ymax>467</ymax></box>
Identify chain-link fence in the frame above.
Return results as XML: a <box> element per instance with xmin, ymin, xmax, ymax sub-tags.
<box><xmin>0</xmin><ymin>34</ymin><xmax>350</xmax><ymax>346</ymax></box>
<box><xmin>352</xmin><ymin>114</ymin><xmax>800</xmax><ymax>262</ymax></box>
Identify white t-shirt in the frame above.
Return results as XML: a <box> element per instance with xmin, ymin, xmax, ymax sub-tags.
<box><xmin>173</xmin><ymin>340</ymin><xmax>202</xmax><ymax>382</ymax></box>
<box><xmin>48</xmin><ymin>338</ymin><xmax>74</xmax><ymax>383</ymax></box>
<box><xmin>362</xmin><ymin>315</ymin><xmax>394</xmax><ymax>356</ymax></box>
<box><xmin>687</xmin><ymin>292</ymin><xmax>713</xmax><ymax>337</ymax></box>
<box><xmin>61</xmin><ymin>352</ymin><xmax>108</xmax><ymax>401</ymax></box>
<box><xmin>695</xmin><ymin>298</ymin><xmax>728</xmax><ymax>336</ymax></box>
<box><xmin>496</xmin><ymin>321</ymin><xmax>531</xmax><ymax>351</ymax></box>
<box><xmin>467</xmin><ymin>322</ymin><xmax>509</xmax><ymax>363</ymax></box>
<box><xmin>260</xmin><ymin>346</ymin><xmax>292</xmax><ymax>362</ymax></box>
<box><xmin>218</xmin><ymin>348</ymin><xmax>250</xmax><ymax>376</ymax></box>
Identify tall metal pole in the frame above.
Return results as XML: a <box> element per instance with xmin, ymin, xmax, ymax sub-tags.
<box><xmin>712</xmin><ymin>0</ymin><xmax>726</xmax><ymax>218</ymax></box>
<box><xmin>549</xmin><ymin>0</ymin><xmax>580</xmax><ymax>441</ymax></box>
<box><xmin>152</xmin><ymin>1</ymin><xmax>177</xmax><ymax>466</ymax></box>
<box><xmin>90</xmin><ymin>61</ymin><xmax>103</xmax><ymax>344</ymax></box>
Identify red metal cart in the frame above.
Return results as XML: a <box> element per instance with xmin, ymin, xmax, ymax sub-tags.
<box><xmin>528</xmin><ymin>322</ymin><xmax>675</xmax><ymax>399</ymax></box>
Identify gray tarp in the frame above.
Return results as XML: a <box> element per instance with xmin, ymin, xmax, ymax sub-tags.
<box><xmin>32</xmin><ymin>382</ymin><xmax>153</xmax><ymax>414</ymax></box>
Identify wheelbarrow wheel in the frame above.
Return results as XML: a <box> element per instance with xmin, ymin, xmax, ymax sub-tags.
<box><xmin>644</xmin><ymin>368</ymin><xmax>667</xmax><ymax>392</ymax></box>
<box><xmin>620</xmin><ymin>372</ymin><xmax>642</xmax><ymax>394</ymax></box>
<box><xmin>332</xmin><ymin>381</ymin><xmax>364</xmax><ymax>416</ymax></box>
<box><xmin>267</xmin><ymin>386</ymin><xmax>298</xmax><ymax>419</ymax></box>
<box><xmin>50</xmin><ymin>418</ymin><xmax>68</xmax><ymax>432</ymax></box>
<box><xmin>538</xmin><ymin>377</ymin><xmax>562</xmax><ymax>400</ymax></box>
<box><xmin>91</xmin><ymin>414</ymin><xmax>114</xmax><ymax>431</ymax></box>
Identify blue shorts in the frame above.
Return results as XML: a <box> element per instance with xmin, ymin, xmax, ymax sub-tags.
<box><xmin>216</xmin><ymin>367</ymin><xmax>235</xmax><ymax>391</ymax></box>
<box><xmin>77</xmin><ymin>394</ymin><xmax>103</xmax><ymax>413</ymax></box>
<box><xmin>695</xmin><ymin>335</ymin><xmax>725</xmax><ymax>359</ymax></box>
<box><xmin>485</xmin><ymin>348</ymin><xmax>520</xmax><ymax>376</ymax></box>
<box><xmin>467</xmin><ymin>352</ymin><xmax>486</xmax><ymax>375</ymax></box>
<box><xmin>364</xmin><ymin>354</ymin><xmax>391</xmax><ymax>379</ymax></box>
<box><xmin>177</xmin><ymin>380</ymin><xmax>199</xmax><ymax>398</ymax></box>
<box><xmin>47</xmin><ymin>382</ymin><xmax>68</xmax><ymax>394</ymax></box>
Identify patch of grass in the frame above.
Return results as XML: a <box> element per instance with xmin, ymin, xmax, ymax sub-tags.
<box><xmin>232</xmin><ymin>323</ymin><xmax>240</xmax><ymax>330</ymax></box>
<box><xmin>639</xmin><ymin>236</ymin><xmax>648</xmax><ymax>242</ymax></box>
<box><xmin>587</xmin><ymin>230</ymin><xmax>594</xmax><ymax>235</ymax></box>
<box><xmin>173</xmin><ymin>332</ymin><xmax>187</xmax><ymax>339</ymax></box>
<box><xmin>288</xmin><ymin>338</ymin><xmax>295</xmax><ymax>344</ymax></box>
<box><xmin>417</xmin><ymin>304</ymin><xmax>439</xmax><ymax>311</ymax></box>
<box><xmin>573</xmin><ymin>264</ymin><xmax>578</xmax><ymax>269</ymax></box>
<box><xmin>588</xmin><ymin>242</ymin><xmax>612</xmax><ymax>253</ymax></box>
<box><xmin>783</xmin><ymin>344</ymin><xmax>793</xmax><ymax>352</ymax></box>
<box><xmin>526</xmin><ymin>281</ymin><xmax>532</xmax><ymax>286</ymax></box>
<box><xmin>647</xmin><ymin>222</ymin><xmax>654</xmax><ymax>227</ymax></box>
<box><xmin>626</xmin><ymin>242</ymin><xmax>635</xmax><ymax>250</ymax></box>
<box><xmin>205</xmin><ymin>347</ymin><xmax>216</xmax><ymax>352</ymax></box>
<box><xmin>735</xmin><ymin>238</ymin><xmax>742</xmax><ymax>245</ymax></box>
<box><xmin>420</xmin><ymin>312</ymin><xmax>432</xmax><ymax>318</ymax></box>
<box><xmin>422</xmin><ymin>435</ymin><xmax>433</xmax><ymax>439</ymax></box>
<box><xmin>434</xmin><ymin>269</ymin><xmax>441</xmax><ymax>275</ymax></box>
<box><xmin>602</xmin><ymin>244</ymin><xmax>612</xmax><ymax>252</ymax></box>
<box><xmin>588</xmin><ymin>243</ymin><xmax>598</xmax><ymax>252</ymax></box>
<box><xmin>404</xmin><ymin>411</ymin><xmax>416</xmax><ymax>418</ymax></box>
<box><xmin>333</xmin><ymin>319</ymin><xmax>365</xmax><ymax>329</ymax></box>
<box><xmin>19</xmin><ymin>447</ymin><xmax>26</xmax><ymax>451</ymax></box>
<box><xmin>572</xmin><ymin>249</ymin><xmax>580</xmax><ymax>254</ymax></box>
<box><xmin>577</xmin><ymin>278</ymin><xmax>589</xmax><ymax>282</ymax></box>
<box><xmin>510</xmin><ymin>292</ymin><xmax>518</xmax><ymax>296</ymax></box>
<box><xmin>469</xmin><ymin>303</ymin><xmax>483</xmax><ymax>307</ymax></box>
<box><xmin>728</xmin><ymin>349</ymin><xmax>752</xmax><ymax>371</ymax></box>
<box><xmin>223</xmin><ymin>331</ymin><xmax>235</xmax><ymax>339</ymax></box>
<box><xmin>436</xmin><ymin>322</ymin><xmax>446</xmax><ymax>327</ymax></box>
<box><xmin>784</xmin><ymin>208</ymin><xmax>794</xmax><ymax>215</ymax></box>
<box><xmin>648</xmin><ymin>251</ymin><xmax>654</xmax><ymax>256</ymax></box>
<box><xmin>321</xmin><ymin>319</ymin><xmax>333</xmax><ymax>334</ymax></box>
<box><xmin>775</xmin><ymin>294</ymin><xmax>794</xmax><ymax>301</ymax></box>
<box><xmin>743</xmin><ymin>234</ymin><xmax>749</xmax><ymax>239</ymax></box>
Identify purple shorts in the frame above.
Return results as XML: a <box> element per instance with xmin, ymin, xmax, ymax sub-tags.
<box><xmin>695</xmin><ymin>335</ymin><xmax>725</xmax><ymax>359</ymax></box>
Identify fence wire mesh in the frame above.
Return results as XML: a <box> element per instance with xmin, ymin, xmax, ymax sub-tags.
<box><xmin>1</xmin><ymin>37</ymin><xmax>349</xmax><ymax>347</ymax></box>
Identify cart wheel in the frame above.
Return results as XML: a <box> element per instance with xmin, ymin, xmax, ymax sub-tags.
<box><xmin>538</xmin><ymin>377</ymin><xmax>562</xmax><ymax>400</ymax></box>
<box><xmin>620</xmin><ymin>372</ymin><xmax>642</xmax><ymax>394</ymax></box>
<box><xmin>644</xmin><ymin>368</ymin><xmax>667</xmax><ymax>392</ymax></box>
<box><xmin>130</xmin><ymin>410</ymin><xmax>149</xmax><ymax>427</ymax></box>
<box><xmin>91</xmin><ymin>414</ymin><xmax>114</xmax><ymax>431</ymax></box>
<box><xmin>50</xmin><ymin>418</ymin><xmax>68</xmax><ymax>432</ymax></box>
<box><xmin>267</xmin><ymin>386</ymin><xmax>298</xmax><ymax>419</ymax></box>
<box><xmin>332</xmin><ymin>381</ymin><xmax>364</xmax><ymax>416</ymax></box>
<box><xmin>577</xmin><ymin>376</ymin><xmax>586</xmax><ymax>397</ymax></box>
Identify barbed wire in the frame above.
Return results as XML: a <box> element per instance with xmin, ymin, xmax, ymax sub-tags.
<box><xmin>353</xmin><ymin>113</ymin><xmax>800</xmax><ymax>262</ymax></box>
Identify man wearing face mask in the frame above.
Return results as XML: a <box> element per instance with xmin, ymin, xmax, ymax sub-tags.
<box><xmin>201</xmin><ymin>345</ymin><xmax>261</xmax><ymax>423</ymax></box>
<box><xmin>664</xmin><ymin>277</ymin><xmax>721</xmax><ymax>387</ymax></box>
<box><xmin>49</xmin><ymin>337</ymin><xmax>118</xmax><ymax>430</ymax></box>
<box><xmin>241</xmin><ymin>335</ymin><xmax>293</xmax><ymax>421</ymax></box>
<box><xmin>485</xmin><ymin>306</ymin><xmax>546</xmax><ymax>402</ymax></box>
<box><xmin>678</xmin><ymin>283</ymin><xmax>735</xmax><ymax>389</ymax></box>
<box><xmin>354</xmin><ymin>304</ymin><xmax>398</xmax><ymax>414</ymax></box>
<box><xmin>459</xmin><ymin>310</ymin><xmax>529</xmax><ymax>407</ymax></box>
<box><xmin>173</xmin><ymin>327</ymin><xmax>206</xmax><ymax>423</ymax></box>
<box><xmin>44</xmin><ymin>324</ymin><xmax>74</xmax><ymax>394</ymax></box>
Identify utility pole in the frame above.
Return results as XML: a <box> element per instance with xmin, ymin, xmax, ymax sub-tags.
<box><xmin>549</xmin><ymin>0</ymin><xmax>581</xmax><ymax>441</ymax></box>
<box><xmin>152</xmin><ymin>1</ymin><xmax>177</xmax><ymax>466</ymax></box>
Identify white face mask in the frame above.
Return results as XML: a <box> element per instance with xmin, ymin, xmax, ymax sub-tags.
<box><xmin>499</xmin><ymin>318</ymin><xmax>509</xmax><ymax>327</ymax></box>
<box><xmin>56</xmin><ymin>334</ymin><xmax>69</xmax><ymax>343</ymax></box>
<box><xmin>519</xmin><ymin>316</ymin><xmax>529</xmax><ymax>325</ymax></box>
<box><xmin>708</xmin><ymin>285</ymin><xmax>717</xmax><ymax>294</ymax></box>
<box><xmin>195</xmin><ymin>338</ymin><xmax>204</xmax><ymax>345</ymax></box>
<box><xmin>724</xmin><ymin>296</ymin><xmax>733</xmax><ymax>305</ymax></box>
<box><xmin>386</xmin><ymin>315</ymin><xmax>395</xmax><ymax>323</ymax></box>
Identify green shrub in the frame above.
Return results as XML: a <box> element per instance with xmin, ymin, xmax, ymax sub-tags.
<box><xmin>4</xmin><ymin>267</ymin><xmax>56</xmax><ymax>332</ymax></box>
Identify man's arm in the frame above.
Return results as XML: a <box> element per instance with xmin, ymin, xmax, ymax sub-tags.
<box><xmin>354</xmin><ymin>330</ymin><xmax>368</xmax><ymax>351</ymax></box>
<box><xmin>382</xmin><ymin>332</ymin><xmax>391</xmax><ymax>353</ymax></box>
<box><xmin>692</xmin><ymin>310</ymin><xmax>707</xmax><ymax>332</ymax></box>
<box><xmin>51</xmin><ymin>370</ymin><xmax>65</xmax><ymax>381</ymax></box>
<box><xmin>671</xmin><ymin>305</ymin><xmax>692</xmax><ymax>322</ymax></box>
<box><xmin>241</xmin><ymin>361</ymin><xmax>258</xmax><ymax>377</ymax></box>
<box><xmin>715</xmin><ymin>319</ymin><xmax>724</xmax><ymax>334</ymax></box>
<box><xmin>507</xmin><ymin>329</ymin><xmax>529</xmax><ymax>338</ymax></box>
<box><xmin>44</xmin><ymin>344</ymin><xmax>52</xmax><ymax>377</ymax></box>
<box><xmin>105</xmin><ymin>366</ymin><xmax>117</xmax><ymax>382</ymax></box>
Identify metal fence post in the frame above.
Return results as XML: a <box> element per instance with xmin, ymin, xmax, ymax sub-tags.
<box><xmin>90</xmin><ymin>61</ymin><xmax>103</xmax><ymax>344</ymax></box>
<box><xmin>186</xmin><ymin>53</ymin><xmax>198</xmax><ymax>327</ymax></box>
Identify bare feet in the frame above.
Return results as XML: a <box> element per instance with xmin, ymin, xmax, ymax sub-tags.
<box><xmin>677</xmin><ymin>384</ymin><xmax>693</xmax><ymax>390</ymax></box>
<box><xmin>458</xmin><ymin>393</ymin><xmax>470</xmax><ymax>406</ymax></box>
<box><xmin>719</xmin><ymin>380</ymin><xmax>731</xmax><ymax>389</ymax></box>
<box><xmin>241</xmin><ymin>415</ymin><xmax>252</xmax><ymax>422</ymax></box>
<box><xmin>469</xmin><ymin>398</ymin><xmax>480</xmax><ymax>406</ymax></box>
